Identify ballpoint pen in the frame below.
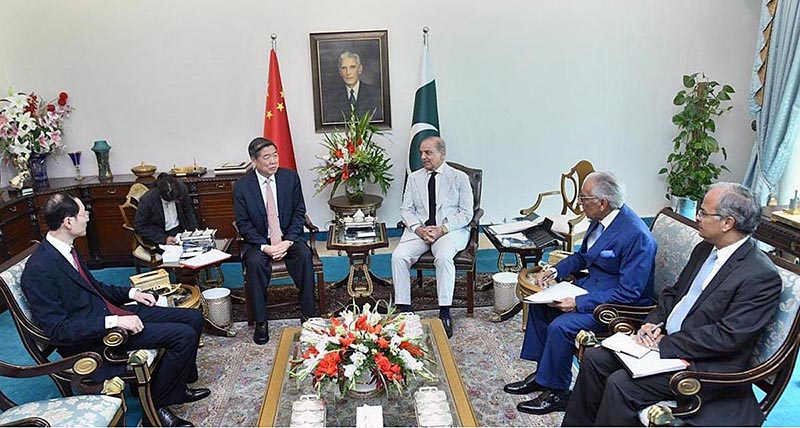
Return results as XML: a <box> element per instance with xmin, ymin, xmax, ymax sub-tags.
<box><xmin>638</xmin><ymin>321</ymin><xmax>664</xmax><ymax>339</ymax></box>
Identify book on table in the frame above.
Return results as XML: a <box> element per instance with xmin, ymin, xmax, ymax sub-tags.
<box><xmin>180</xmin><ymin>249</ymin><xmax>231</xmax><ymax>269</ymax></box>
<box><xmin>214</xmin><ymin>161</ymin><xmax>253</xmax><ymax>175</ymax></box>
<box><xmin>523</xmin><ymin>281</ymin><xmax>588</xmax><ymax>304</ymax></box>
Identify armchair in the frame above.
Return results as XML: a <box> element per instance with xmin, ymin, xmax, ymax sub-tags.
<box><xmin>232</xmin><ymin>215</ymin><xmax>327</xmax><ymax>324</ymax></box>
<box><xmin>0</xmin><ymin>352</ymin><xmax>126</xmax><ymax>427</ymax></box>
<box><xmin>118</xmin><ymin>183</ymin><xmax>160</xmax><ymax>273</ymax></box>
<box><xmin>519</xmin><ymin>160</ymin><xmax>594</xmax><ymax>251</ymax></box>
<box><xmin>0</xmin><ymin>244</ymin><xmax>165</xmax><ymax>427</ymax></box>
<box><xmin>398</xmin><ymin>162</ymin><xmax>484</xmax><ymax>316</ymax></box>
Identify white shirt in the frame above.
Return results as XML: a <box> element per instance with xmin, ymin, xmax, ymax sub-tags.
<box><xmin>666</xmin><ymin>235</ymin><xmax>750</xmax><ymax>327</ymax></box>
<box><xmin>346</xmin><ymin>81</ymin><xmax>361</xmax><ymax>100</ymax></box>
<box><xmin>411</xmin><ymin>163</ymin><xmax>446</xmax><ymax>233</ymax></box>
<box><xmin>46</xmin><ymin>233</ymin><xmax>137</xmax><ymax>328</ymax></box>
<box><xmin>256</xmin><ymin>170</ymin><xmax>282</xmax><ymax>251</ymax></box>
<box><xmin>161</xmin><ymin>199</ymin><xmax>179</xmax><ymax>231</ymax></box>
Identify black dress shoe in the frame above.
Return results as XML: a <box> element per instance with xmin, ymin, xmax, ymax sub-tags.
<box><xmin>184</xmin><ymin>387</ymin><xmax>211</xmax><ymax>403</ymax></box>
<box><xmin>156</xmin><ymin>407</ymin><xmax>194</xmax><ymax>427</ymax></box>
<box><xmin>440</xmin><ymin>316</ymin><xmax>453</xmax><ymax>338</ymax></box>
<box><xmin>516</xmin><ymin>389</ymin><xmax>570</xmax><ymax>415</ymax></box>
<box><xmin>503</xmin><ymin>372</ymin><xmax>545</xmax><ymax>395</ymax></box>
<box><xmin>253</xmin><ymin>322</ymin><xmax>269</xmax><ymax>345</ymax></box>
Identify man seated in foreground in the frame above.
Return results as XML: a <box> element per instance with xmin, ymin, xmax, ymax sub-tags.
<box><xmin>562</xmin><ymin>182</ymin><xmax>782</xmax><ymax>426</ymax></box>
<box><xmin>21</xmin><ymin>193</ymin><xmax>209</xmax><ymax>427</ymax></box>
<box><xmin>504</xmin><ymin>171</ymin><xmax>657</xmax><ymax>415</ymax></box>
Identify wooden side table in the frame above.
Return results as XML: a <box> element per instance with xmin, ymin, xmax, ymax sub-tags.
<box><xmin>326</xmin><ymin>222</ymin><xmax>390</xmax><ymax>298</ymax></box>
<box><xmin>755</xmin><ymin>206</ymin><xmax>800</xmax><ymax>261</ymax></box>
<box><xmin>327</xmin><ymin>194</ymin><xmax>383</xmax><ymax>221</ymax></box>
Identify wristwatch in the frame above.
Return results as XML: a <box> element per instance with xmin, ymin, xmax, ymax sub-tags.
<box><xmin>441</xmin><ymin>224</ymin><xmax>449</xmax><ymax>234</ymax></box>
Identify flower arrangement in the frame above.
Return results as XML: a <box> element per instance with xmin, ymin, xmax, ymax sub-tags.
<box><xmin>0</xmin><ymin>90</ymin><xmax>73</xmax><ymax>165</ymax></box>
<box><xmin>312</xmin><ymin>109</ymin><xmax>393</xmax><ymax>203</ymax></box>
<box><xmin>291</xmin><ymin>302</ymin><xmax>436</xmax><ymax>397</ymax></box>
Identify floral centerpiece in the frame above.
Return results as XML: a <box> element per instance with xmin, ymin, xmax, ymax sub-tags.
<box><xmin>0</xmin><ymin>90</ymin><xmax>74</xmax><ymax>188</ymax></box>
<box><xmin>312</xmin><ymin>109</ymin><xmax>393</xmax><ymax>203</ymax></box>
<box><xmin>291</xmin><ymin>302</ymin><xmax>436</xmax><ymax>397</ymax></box>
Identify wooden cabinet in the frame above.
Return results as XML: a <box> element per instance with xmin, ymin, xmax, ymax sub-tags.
<box><xmin>1</xmin><ymin>173</ymin><xmax>243</xmax><ymax>268</ymax></box>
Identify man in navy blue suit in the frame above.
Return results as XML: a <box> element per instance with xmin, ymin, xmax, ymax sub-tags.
<box><xmin>21</xmin><ymin>193</ymin><xmax>208</xmax><ymax>427</ymax></box>
<box><xmin>504</xmin><ymin>171</ymin><xmax>657</xmax><ymax>415</ymax></box>
<box><xmin>233</xmin><ymin>137</ymin><xmax>316</xmax><ymax>345</ymax></box>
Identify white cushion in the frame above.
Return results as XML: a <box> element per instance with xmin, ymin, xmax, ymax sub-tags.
<box><xmin>133</xmin><ymin>246</ymin><xmax>161</xmax><ymax>263</ymax></box>
<box><xmin>550</xmin><ymin>214</ymin><xmax>590</xmax><ymax>237</ymax></box>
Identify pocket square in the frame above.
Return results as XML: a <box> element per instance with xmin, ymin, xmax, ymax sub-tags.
<box><xmin>600</xmin><ymin>249</ymin><xmax>616</xmax><ymax>258</ymax></box>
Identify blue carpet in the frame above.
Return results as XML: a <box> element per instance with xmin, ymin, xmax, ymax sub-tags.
<box><xmin>2</xmin><ymin>248</ymin><xmax>799</xmax><ymax>425</ymax></box>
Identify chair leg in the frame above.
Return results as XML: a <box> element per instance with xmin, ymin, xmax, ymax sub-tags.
<box><xmin>415</xmin><ymin>269</ymin><xmax>424</xmax><ymax>287</ymax></box>
<box><xmin>466</xmin><ymin>270</ymin><xmax>475</xmax><ymax>317</ymax></box>
<box><xmin>316</xmin><ymin>270</ymin><xmax>327</xmax><ymax>315</ymax></box>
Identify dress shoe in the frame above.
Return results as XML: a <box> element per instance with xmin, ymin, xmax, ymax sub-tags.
<box><xmin>156</xmin><ymin>407</ymin><xmax>194</xmax><ymax>427</ymax></box>
<box><xmin>516</xmin><ymin>389</ymin><xmax>570</xmax><ymax>415</ymax></box>
<box><xmin>503</xmin><ymin>372</ymin><xmax>545</xmax><ymax>395</ymax></box>
<box><xmin>440</xmin><ymin>316</ymin><xmax>453</xmax><ymax>338</ymax></box>
<box><xmin>184</xmin><ymin>387</ymin><xmax>211</xmax><ymax>403</ymax></box>
<box><xmin>253</xmin><ymin>322</ymin><xmax>269</xmax><ymax>345</ymax></box>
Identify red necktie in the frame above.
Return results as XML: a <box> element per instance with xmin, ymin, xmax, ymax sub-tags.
<box><xmin>71</xmin><ymin>248</ymin><xmax>132</xmax><ymax>316</ymax></box>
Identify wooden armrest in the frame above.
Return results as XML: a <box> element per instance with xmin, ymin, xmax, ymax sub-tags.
<box><xmin>0</xmin><ymin>416</ymin><xmax>50</xmax><ymax>427</ymax></box>
<box><xmin>520</xmin><ymin>190</ymin><xmax>561</xmax><ymax>216</ymax></box>
<box><xmin>397</xmin><ymin>220</ymin><xmax>407</xmax><ymax>230</ymax></box>
<box><xmin>0</xmin><ymin>351</ymin><xmax>102</xmax><ymax>379</ymax></box>
<box><xmin>593</xmin><ymin>303</ymin><xmax>655</xmax><ymax>325</ymax></box>
<box><xmin>567</xmin><ymin>213</ymin><xmax>587</xmax><ymax>227</ymax></box>
<box><xmin>608</xmin><ymin>316</ymin><xmax>647</xmax><ymax>335</ymax></box>
<box><xmin>470</xmin><ymin>208</ymin><xmax>484</xmax><ymax>227</ymax></box>
<box><xmin>303</xmin><ymin>215</ymin><xmax>320</xmax><ymax>234</ymax></box>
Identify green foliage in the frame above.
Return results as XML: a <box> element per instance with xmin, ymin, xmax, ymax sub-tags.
<box><xmin>659</xmin><ymin>73</ymin><xmax>734</xmax><ymax>201</ymax></box>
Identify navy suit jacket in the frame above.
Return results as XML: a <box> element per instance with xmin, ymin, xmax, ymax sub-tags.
<box><xmin>233</xmin><ymin>168</ymin><xmax>307</xmax><ymax>252</ymax></box>
<box><xmin>21</xmin><ymin>239</ymin><xmax>134</xmax><ymax>346</ymax></box>
<box><xmin>555</xmin><ymin>204</ymin><xmax>657</xmax><ymax>313</ymax></box>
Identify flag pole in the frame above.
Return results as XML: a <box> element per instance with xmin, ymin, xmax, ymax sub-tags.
<box><xmin>423</xmin><ymin>26</ymin><xmax>429</xmax><ymax>47</ymax></box>
<box><xmin>270</xmin><ymin>33</ymin><xmax>277</xmax><ymax>50</ymax></box>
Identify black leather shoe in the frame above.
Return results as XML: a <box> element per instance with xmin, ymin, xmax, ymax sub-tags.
<box><xmin>184</xmin><ymin>387</ymin><xmax>211</xmax><ymax>403</ymax></box>
<box><xmin>253</xmin><ymin>322</ymin><xmax>269</xmax><ymax>345</ymax></box>
<box><xmin>156</xmin><ymin>407</ymin><xmax>194</xmax><ymax>427</ymax></box>
<box><xmin>503</xmin><ymin>372</ymin><xmax>545</xmax><ymax>395</ymax></box>
<box><xmin>440</xmin><ymin>316</ymin><xmax>453</xmax><ymax>338</ymax></box>
<box><xmin>516</xmin><ymin>389</ymin><xmax>570</xmax><ymax>415</ymax></box>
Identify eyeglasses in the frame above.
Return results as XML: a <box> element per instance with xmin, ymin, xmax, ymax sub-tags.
<box><xmin>578</xmin><ymin>194</ymin><xmax>600</xmax><ymax>202</ymax></box>
<box><xmin>696</xmin><ymin>208</ymin><xmax>724</xmax><ymax>219</ymax></box>
<box><xmin>72</xmin><ymin>212</ymin><xmax>90</xmax><ymax>220</ymax></box>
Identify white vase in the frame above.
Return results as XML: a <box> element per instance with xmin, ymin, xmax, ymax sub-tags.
<box><xmin>347</xmin><ymin>370</ymin><xmax>379</xmax><ymax>398</ymax></box>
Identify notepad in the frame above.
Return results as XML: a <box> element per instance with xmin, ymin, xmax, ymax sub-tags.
<box><xmin>601</xmin><ymin>332</ymin><xmax>652</xmax><ymax>359</ymax></box>
<box><xmin>616</xmin><ymin>350</ymin><xmax>688</xmax><ymax>379</ymax></box>
<box><xmin>523</xmin><ymin>281</ymin><xmax>588</xmax><ymax>304</ymax></box>
<box><xmin>488</xmin><ymin>218</ymin><xmax>544</xmax><ymax>235</ymax></box>
<box><xmin>180</xmin><ymin>249</ymin><xmax>231</xmax><ymax>269</ymax></box>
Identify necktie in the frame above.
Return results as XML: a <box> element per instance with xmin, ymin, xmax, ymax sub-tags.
<box><xmin>264</xmin><ymin>179</ymin><xmax>283</xmax><ymax>245</ymax></box>
<box><xmin>666</xmin><ymin>249</ymin><xmax>718</xmax><ymax>334</ymax></box>
<box><xmin>586</xmin><ymin>222</ymin><xmax>604</xmax><ymax>249</ymax></box>
<box><xmin>71</xmin><ymin>248</ymin><xmax>132</xmax><ymax>316</ymax></box>
<box><xmin>425</xmin><ymin>172</ymin><xmax>437</xmax><ymax>226</ymax></box>
<box><xmin>349</xmin><ymin>88</ymin><xmax>356</xmax><ymax>106</ymax></box>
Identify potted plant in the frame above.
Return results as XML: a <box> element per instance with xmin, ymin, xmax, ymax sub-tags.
<box><xmin>658</xmin><ymin>73</ymin><xmax>734</xmax><ymax>219</ymax></box>
<box><xmin>312</xmin><ymin>109</ymin><xmax>393</xmax><ymax>204</ymax></box>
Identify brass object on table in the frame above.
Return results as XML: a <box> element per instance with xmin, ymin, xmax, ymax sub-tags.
<box><xmin>129</xmin><ymin>269</ymin><xmax>172</xmax><ymax>293</ymax></box>
<box><xmin>171</xmin><ymin>164</ymin><xmax>207</xmax><ymax>177</ymax></box>
<box><xmin>131</xmin><ymin>161</ymin><xmax>157</xmax><ymax>179</ymax></box>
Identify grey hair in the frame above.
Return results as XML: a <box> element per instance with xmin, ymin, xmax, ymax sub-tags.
<box><xmin>338</xmin><ymin>51</ymin><xmax>361</xmax><ymax>67</ymax></box>
<box><xmin>709</xmin><ymin>182</ymin><xmax>760</xmax><ymax>234</ymax></box>
<box><xmin>586</xmin><ymin>171</ymin><xmax>626</xmax><ymax>210</ymax></box>
<box><xmin>422</xmin><ymin>136</ymin><xmax>446</xmax><ymax>152</ymax></box>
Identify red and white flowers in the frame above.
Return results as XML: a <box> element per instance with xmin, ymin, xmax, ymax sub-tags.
<box><xmin>0</xmin><ymin>90</ymin><xmax>73</xmax><ymax>164</ymax></box>
<box><xmin>291</xmin><ymin>302</ymin><xmax>435</xmax><ymax>397</ymax></box>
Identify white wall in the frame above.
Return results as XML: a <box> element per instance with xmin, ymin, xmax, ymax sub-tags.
<box><xmin>2</xmin><ymin>0</ymin><xmax>761</xmax><ymax>224</ymax></box>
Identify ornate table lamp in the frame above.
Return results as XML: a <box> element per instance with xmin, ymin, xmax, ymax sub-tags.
<box><xmin>68</xmin><ymin>151</ymin><xmax>84</xmax><ymax>181</ymax></box>
<box><xmin>91</xmin><ymin>140</ymin><xmax>113</xmax><ymax>181</ymax></box>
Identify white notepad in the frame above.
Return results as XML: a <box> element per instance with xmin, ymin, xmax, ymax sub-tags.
<box><xmin>601</xmin><ymin>332</ymin><xmax>652</xmax><ymax>359</ymax></box>
<box><xmin>180</xmin><ymin>249</ymin><xmax>231</xmax><ymax>269</ymax></box>
<box><xmin>489</xmin><ymin>218</ymin><xmax>543</xmax><ymax>235</ymax></box>
<box><xmin>524</xmin><ymin>281</ymin><xmax>588</xmax><ymax>304</ymax></box>
<box><xmin>616</xmin><ymin>350</ymin><xmax>688</xmax><ymax>379</ymax></box>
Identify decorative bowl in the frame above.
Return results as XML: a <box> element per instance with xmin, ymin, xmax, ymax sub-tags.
<box><xmin>131</xmin><ymin>161</ymin><xmax>157</xmax><ymax>178</ymax></box>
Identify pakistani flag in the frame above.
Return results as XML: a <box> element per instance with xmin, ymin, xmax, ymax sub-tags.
<box><xmin>407</xmin><ymin>45</ymin><xmax>440</xmax><ymax>173</ymax></box>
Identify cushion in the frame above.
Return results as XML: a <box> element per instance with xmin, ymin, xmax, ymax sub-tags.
<box><xmin>414</xmin><ymin>248</ymin><xmax>474</xmax><ymax>266</ymax></box>
<box><xmin>0</xmin><ymin>395</ymin><xmax>122</xmax><ymax>427</ymax></box>
<box><xmin>750</xmin><ymin>264</ymin><xmax>800</xmax><ymax>370</ymax></box>
<box><xmin>0</xmin><ymin>255</ymin><xmax>34</xmax><ymax>320</ymax></box>
<box><xmin>133</xmin><ymin>246</ymin><xmax>161</xmax><ymax>263</ymax></box>
<box><xmin>650</xmin><ymin>213</ymin><xmax>702</xmax><ymax>295</ymax></box>
<box><xmin>550</xmin><ymin>214</ymin><xmax>590</xmax><ymax>237</ymax></box>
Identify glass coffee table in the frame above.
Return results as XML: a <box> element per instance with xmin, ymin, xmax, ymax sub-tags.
<box><xmin>258</xmin><ymin>318</ymin><xmax>477</xmax><ymax>427</ymax></box>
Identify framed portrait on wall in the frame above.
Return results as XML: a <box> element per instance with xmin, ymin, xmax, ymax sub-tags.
<box><xmin>310</xmin><ymin>30</ymin><xmax>391</xmax><ymax>132</ymax></box>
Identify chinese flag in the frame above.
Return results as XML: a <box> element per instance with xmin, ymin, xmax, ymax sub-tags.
<box><xmin>263</xmin><ymin>48</ymin><xmax>297</xmax><ymax>170</ymax></box>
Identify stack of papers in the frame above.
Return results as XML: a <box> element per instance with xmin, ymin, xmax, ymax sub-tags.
<box><xmin>180</xmin><ymin>249</ymin><xmax>231</xmax><ymax>269</ymax></box>
<box><xmin>524</xmin><ymin>281</ymin><xmax>588</xmax><ymax>304</ymax></box>
<box><xmin>488</xmin><ymin>218</ymin><xmax>544</xmax><ymax>235</ymax></box>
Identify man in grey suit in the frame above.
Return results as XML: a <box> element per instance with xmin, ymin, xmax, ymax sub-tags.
<box><xmin>392</xmin><ymin>136</ymin><xmax>473</xmax><ymax>338</ymax></box>
<box><xmin>562</xmin><ymin>182</ymin><xmax>782</xmax><ymax>426</ymax></box>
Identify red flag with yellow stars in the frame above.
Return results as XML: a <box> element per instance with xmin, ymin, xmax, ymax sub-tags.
<box><xmin>262</xmin><ymin>48</ymin><xmax>297</xmax><ymax>170</ymax></box>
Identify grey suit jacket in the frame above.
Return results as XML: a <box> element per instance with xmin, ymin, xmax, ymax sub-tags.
<box><xmin>400</xmin><ymin>163</ymin><xmax>473</xmax><ymax>243</ymax></box>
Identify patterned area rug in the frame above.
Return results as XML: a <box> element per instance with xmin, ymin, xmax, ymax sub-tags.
<box><xmin>174</xmin><ymin>307</ymin><xmax>572</xmax><ymax>427</ymax></box>
<box><xmin>230</xmin><ymin>272</ymin><xmax>498</xmax><ymax>321</ymax></box>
